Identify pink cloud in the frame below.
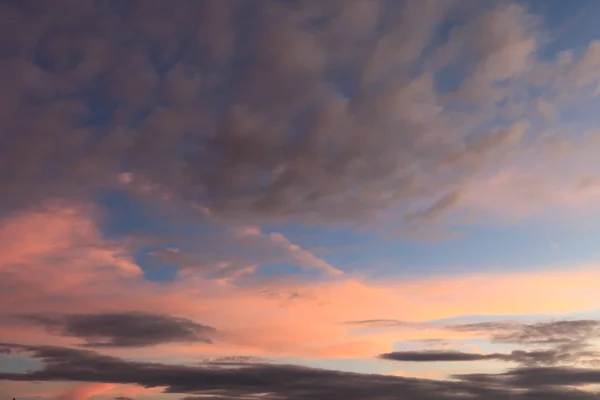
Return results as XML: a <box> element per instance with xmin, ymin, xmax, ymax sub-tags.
<box><xmin>2</xmin><ymin>203</ymin><xmax>600</xmax><ymax>361</ymax></box>
<box><xmin>457</xmin><ymin>131</ymin><xmax>600</xmax><ymax>223</ymax></box>
<box><xmin>59</xmin><ymin>383</ymin><xmax>116</xmax><ymax>400</ymax></box>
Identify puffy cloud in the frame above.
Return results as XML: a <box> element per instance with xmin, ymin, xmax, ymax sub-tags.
<box><xmin>1</xmin><ymin>0</ymin><xmax>600</xmax><ymax>230</ymax></box>
<box><xmin>0</xmin><ymin>201</ymin><xmax>142</xmax><ymax>310</ymax></box>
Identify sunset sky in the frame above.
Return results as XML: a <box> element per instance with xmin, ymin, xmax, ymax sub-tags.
<box><xmin>4</xmin><ymin>0</ymin><xmax>600</xmax><ymax>399</ymax></box>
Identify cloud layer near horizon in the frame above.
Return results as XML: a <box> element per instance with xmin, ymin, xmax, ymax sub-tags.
<box><xmin>3</xmin><ymin>200</ymin><xmax>600</xmax><ymax>399</ymax></box>
<box><xmin>4</xmin><ymin>1</ymin><xmax>600</xmax><ymax>400</ymax></box>
<box><xmin>5</xmin><ymin>342</ymin><xmax>600</xmax><ymax>400</ymax></box>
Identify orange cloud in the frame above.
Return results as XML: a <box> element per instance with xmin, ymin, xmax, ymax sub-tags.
<box><xmin>2</xmin><ymin>203</ymin><xmax>600</xmax><ymax>361</ymax></box>
<box><xmin>59</xmin><ymin>383</ymin><xmax>116</xmax><ymax>400</ymax></box>
<box><xmin>98</xmin><ymin>384</ymin><xmax>166</xmax><ymax>400</ymax></box>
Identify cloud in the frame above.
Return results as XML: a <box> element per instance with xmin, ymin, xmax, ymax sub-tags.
<box><xmin>448</xmin><ymin>3</ymin><xmax>540</xmax><ymax>98</ymax></box>
<box><xmin>5</xmin><ymin>202</ymin><xmax>600</xmax><ymax>362</ymax></box>
<box><xmin>198</xmin><ymin>355</ymin><xmax>271</xmax><ymax>366</ymax></box>
<box><xmin>0</xmin><ymin>201</ymin><xmax>142</xmax><ymax>313</ymax></box>
<box><xmin>3</xmin><ymin>343</ymin><xmax>600</xmax><ymax>400</ymax></box>
<box><xmin>2</xmin><ymin>0</ymin><xmax>600</xmax><ymax>230</ymax></box>
<box><xmin>21</xmin><ymin>312</ymin><xmax>215</xmax><ymax>347</ymax></box>
<box><xmin>344</xmin><ymin>319</ymin><xmax>412</xmax><ymax>328</ymax></box>
<box><xmin>371</xmin><ymin>319</ymin><xmax>600</xmax><ymax>371</ymax></box>
<box><xmin>5</xmin><ymin>1</ymin><xmax>600</xmax><ymax>388</ymax></box>
<box><xmin>444</xmin><ymin>319</ymin><xmax>600</xmax><ymax>367</ymax></box>
<box><xmin>451</xmin><ymin>320</ymin><xmax>600</xmax><ymax>346</ymax></box>
<box><xmin>456</xmin><ymin>366</ymin><xmax>600</xmax><ymax>390</ymax></box>
<box><xmin>145</xmin><ymin>222</ymin><xmax>342</xmax><ymax>281</ymax></box>
<box><xmin>379</xmin><ymin>350</ymin><xmax>501</xmax><ymax>362</ymax></box>
<box><xmin>59</xmin><ymin>383</ymin><xmax>116</xmax><ymax>400</ymax></box>
<box><xmin>505</xmin><ymin>349</ymin><xmax>600</xmax><ymax>367</ymax></box>
<box><xmin>378</xmin><ymin>349</ymin><xmax>596</xmax><ymax>367</ymax></box>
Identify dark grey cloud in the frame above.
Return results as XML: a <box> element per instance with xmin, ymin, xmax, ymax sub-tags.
<box><xmin>0</xmin><ymin>0</ymin><xmax>555</xmax><ymax>227</ymax></box>
<box><xmin>493</xmin><ymin>320</ymin><xmax>600</xmax><ymax>346</ymax></box>
<box><xmin>21</xmin><ymin>312</ymin><xmax>215</xmax><ymax>347</ymax></box>
<box><xmin>181</xmin><ymin>397</ymin><xmax>233</xmax><ymax>400</ymax></box>
<box><xmin>3</xmin><ymin>343</ymin><xmax>600</xmax><ymax>400</ymax></box>
<box><xmin>504</xmin><ymin>349</ymin><xmax>595</xmax><ymax>367</ymax></box>
<box><xmin>379</xmin><ymin>350</ymin><xmax>503</xmax><ymax>362</ymax></box>
<box><xmin>444</xmin><ymin>319</ymin><xmax>600</xmax><ymax>367</ymax></box>
<box><xmin>378</xmin><ymin>349</ymin><xmax>596</xmax><ymax>367</ymax></box>
<box><xmin>370</xmin><ymin>318</ymin><xmax>600</xmax><ymax>372</ymax></box>
<box><xmin>456</xmin><ymin>366</ymin><xmax>600</xmax><ymax>389</ymax></box>
<box><xmin>452</xmin><ymin>320</ymin><xmax>600</xmax><ymax>346</ymax></box>
<box><xmin>355</xmin><ymin>319</ymin><xmax>600</xmax><ymax>367</ymax></box>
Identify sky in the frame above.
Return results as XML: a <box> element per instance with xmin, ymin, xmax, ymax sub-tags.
<box><xmin>5</xmin><ymin>0</ymin><xmax>600</xmax><ymax>399</ymax></box>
